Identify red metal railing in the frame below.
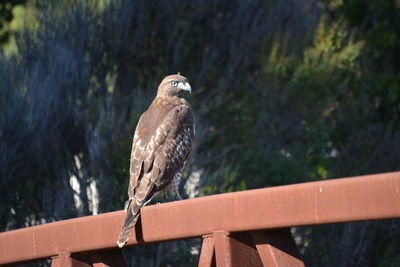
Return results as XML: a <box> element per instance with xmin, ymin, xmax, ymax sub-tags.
<box><xmin>1</xmin><ymin>172</ymin><xmax>400</xmax><ymax>266</ymax></box>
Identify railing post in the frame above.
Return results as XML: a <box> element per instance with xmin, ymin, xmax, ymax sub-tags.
<box><xmin>199</xmin><ymin>234</ymin><xmax>216</xmax><ymax>267</ymax></box>
<box><xmin>251</xmin><ymin>229</ymin><xmax>304</xmax><ymax>267</ymax></box>
<box><xmin>89</xmin><ymin>250</ymin><xmax>127</xmax><ymax>267</ymax></box>
<box><xmin>50</xmin><ymin>250</ymin><xmax>126</xmax><ymax>267</ymax></box>
<box><xmin>215</xmin><ymin>230</ymin><xmax>264</xmax><ymax>267</ymax></box>
<box><xmin>199</xmin><ymin>228</ymin><xmax>304</xmax><ymax>267</ymax></box>
<box><xmin>51</xmin><ymin>251</ymin><xmax>90</xmax><ymax>267</ymax></box>
<box><xmin>213</xmin><ymin>230</ymin><xmax>232</xmax><ymax>266</ymax></box>
<box><xmin>199</xmin><ymin>230</ymin><xmax>264</xmax><ymax>267</ymax></box>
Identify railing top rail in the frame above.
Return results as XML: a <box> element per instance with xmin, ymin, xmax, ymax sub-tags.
<box><xmin>1</xmin><ymin>172</ymin><xmax>400</xmax><ymax>265</ymax></box>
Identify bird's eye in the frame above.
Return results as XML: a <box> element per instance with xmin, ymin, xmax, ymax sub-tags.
<box><xmin>170</xmin><ymin>81</ymin><xmax>178</xmax><ymax>87</ymax></box>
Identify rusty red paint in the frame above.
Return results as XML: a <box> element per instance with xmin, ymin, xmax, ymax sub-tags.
<box><xmin>251</xmin><ymin>229</ymin><xmax>304</xmax><ymax>267</ymax></box>
<box><xmin>199</xmin><ymin>235</ymin><xmax>216</xmax><ymax>267</ymax></box>
<box><xmin>213</xmin><ymin>230</ymin><xmax>264</xmax><ymax>267</ymax></box>
<box><xmin>198</xmin><ymin>229</ymin><xmax>304</xmax><ymax>267</ymax></box>
<box><xmin>0</xmin><ymin>172</ymin><xmax>399</xmax><ymax>265</ymax></box>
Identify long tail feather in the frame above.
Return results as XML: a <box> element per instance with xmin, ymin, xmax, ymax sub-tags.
<box><xmin>117</xmin><ymin>200</ymin><xmax>141</xmax><ymax>248</ymax></box>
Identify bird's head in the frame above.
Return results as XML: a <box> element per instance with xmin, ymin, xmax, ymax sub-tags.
<box><xmin>157</xmin><ymin>73</ymin><xmax>191</xmax><ymax>97</ymax></box>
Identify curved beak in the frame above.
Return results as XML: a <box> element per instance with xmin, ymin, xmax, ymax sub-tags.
<box><xmin>177</xmin><ymin>81</ymin><xmax>192</xmax><ymax>93</ymax></box>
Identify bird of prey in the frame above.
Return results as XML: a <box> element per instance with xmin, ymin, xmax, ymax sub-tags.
<box><xmin>117</xmin><ymin>74</ymin><xmax>195</xmax><ymax>248</ymax></box>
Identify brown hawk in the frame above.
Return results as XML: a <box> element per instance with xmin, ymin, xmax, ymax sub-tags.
<box><xmin>117</xmin><ymin>74</ymin><xmax>195</xmax><ymax>248</ymax></box>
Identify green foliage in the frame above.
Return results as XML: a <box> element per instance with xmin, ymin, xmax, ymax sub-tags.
<box><xmin>1</xmin><ymin>0</ymin><xmax>400</xmax><ymax>266</ymax></box>
<box><xmin>202</xmin><ymin>17</ymin><xmax>367</xmax><ymax>192</ymax></box>
<box><xmin>0</xmin><ymin>0</ymin><xmax>38</xmax><ymax>55</ymax></box>
<box><xmin>0</xmin><ymin>0</ymin><xmax>27</xmax><ymax>44</ymax></box>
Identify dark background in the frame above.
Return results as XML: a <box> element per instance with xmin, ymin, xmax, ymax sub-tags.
<box><xmin>1</xmin><ymin>0</ymin><xmax>399</xmax><ymax>266</ymax></box>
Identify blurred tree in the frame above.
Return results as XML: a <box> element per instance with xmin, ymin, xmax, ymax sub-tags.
<box><xmin>0</xmin><ymin>0</ymin><xmax>399</xmax><ymax>266</ymax></box>
<box><xmin>0</xmin><ymin>0</ymin><xmax>27</xmax><ymax>44</ymax></box>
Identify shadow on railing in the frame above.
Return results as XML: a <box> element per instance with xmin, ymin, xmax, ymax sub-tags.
<box><xmin>1</xmin><ymin>172</ymin><xmax>400</xmax><ymax>266</ymax></box>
